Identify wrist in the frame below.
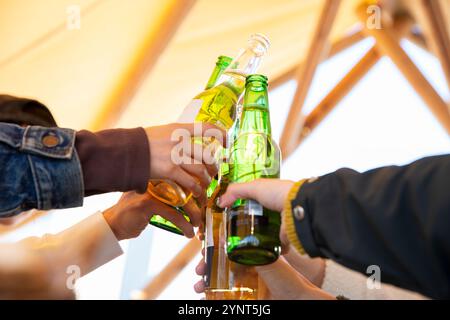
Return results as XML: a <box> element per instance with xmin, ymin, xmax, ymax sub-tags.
<box><xmin>102</xmin><ymin>209</ymin><xmax>124</xmax><ymax>241</ymax></box>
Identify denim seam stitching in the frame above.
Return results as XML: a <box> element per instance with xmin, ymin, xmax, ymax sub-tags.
<box><xmin>27</xmin><ymin>154</ymin><xmax>42</xmax><ymax>209</ymax></box>
<box><xmin>20</xmin><ymin>125</ymin><xmax>30</xmax><ymax>152</ymax></box>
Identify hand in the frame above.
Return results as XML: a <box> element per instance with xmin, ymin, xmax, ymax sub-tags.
<box><xmin>193</xmin><ymin>251</ymin><xmax>332</xmax><ymax>300</ymax></box>
<box><xmin>193</xmin><ymin>252</ymin><xmax>207</xmax><ymax>294</ymax></box>
<box><xmin>218</xmin><ymin>179</ymin><xmax>295</xmax><ymax>252</ymax></box>
<box><xmin>103</xmin><ymin>191</ymin><xmax>199</xmax><ymax>240</ymax></box>
<box><xmin>218</xmin><ymin>179</ymin><xmax>294</xmax><ymax>212</ymax></box>
<box><xmin>255</xmin><ymin>258</ymin><xmax>335</xmax><ymax>300</ymax></box>
<box><xmin>145</xmin><ymin>123</ymin><xmax>226</xmax><ymax>200</ymax></box>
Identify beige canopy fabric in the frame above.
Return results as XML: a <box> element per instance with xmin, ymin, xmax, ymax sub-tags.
<box><xmin>0</xmin><ymin>0</ymin><xmax>363</xmax><ymax>131</ymax></box>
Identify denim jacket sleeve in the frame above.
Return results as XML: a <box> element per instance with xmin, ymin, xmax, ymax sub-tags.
<box><xmin>0</xmin><ymin>123</ymin><xmax>84</xmax><ymax>217</ymax></box>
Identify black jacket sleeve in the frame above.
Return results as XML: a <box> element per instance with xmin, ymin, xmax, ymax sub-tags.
<box><xmin>292</xmin><ymin>154</ymin><xmax>450</xmax><ymax>299</ymax></box>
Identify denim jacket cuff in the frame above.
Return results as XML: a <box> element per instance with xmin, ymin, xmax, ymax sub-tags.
<box><xmin>0</xmin><ymin>124</ymin><xmax>84</xmax><ymax>216</ymax></box>
<box><xmin>25</xmin><ymin>126</ymin><xmax>84</xmax><ymax>211</ymax></box>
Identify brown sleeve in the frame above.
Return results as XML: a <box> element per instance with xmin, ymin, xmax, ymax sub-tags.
<box><xmin>75</xmin><ymin>128</ymin><xmax>150</xmax><ymax>196</ymax></box>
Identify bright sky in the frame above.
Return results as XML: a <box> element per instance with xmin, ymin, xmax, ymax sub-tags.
<box><xmin>1</xmin><ymin>37</ymin><xmax>448</xmax><ymax>300</ymax></box>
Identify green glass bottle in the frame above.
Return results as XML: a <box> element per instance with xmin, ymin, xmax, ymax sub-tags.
<box><xmin>205</xmin><ymin>56</ymin><xmax>233</xmax><ymax>90</ymax></box>
<box><xmin>203</xmin><ymin>103</ymin><xmax>263</xmax><ymax>300</ymax></box>
<box><xmin>149</xmin><ymin>55</ymin><xmax>232</xmax><ymax>235</ymax></box>
<box><xmin>227</xmin><ymin>74</ymin><xmax>282</xmax><ymax>266</ymax></box>
<box><xmin>148</xmin><ymin>34</ymin><xmax>270</xmax><ymax>235</ymax></box>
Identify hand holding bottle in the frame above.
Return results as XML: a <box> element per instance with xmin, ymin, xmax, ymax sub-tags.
<box><xmin>218</xmin><ymin>179</ymin><xmax>294</xmax><ymax>212</ymax></box>
<box><xmin>104</xmin><ymin>191</ymin><xmax>197</xmax><ymax>239</ymax></box>
<box><xmin>193</xmin><ymin>250</ymin><xmax>334</xmax><ymax>300</ymax></box>
<box><xmin>145</xmin><ymin>122</ymin><xmax>226</xmax><ymax>206</ymax></box>
<box><xmin>218</xmin><ymin>178</ymin><xmax>295</xmax><ymax>252</ymax></box>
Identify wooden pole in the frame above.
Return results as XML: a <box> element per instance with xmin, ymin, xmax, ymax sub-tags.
<box><xmin>408</xmin><ymin>0</ymin><xmax>450</xmax><ymax>90</ymax></box>
<box><xmin>270</xmin><ymin>29</ymin><xmax>366</xmax><ymax>91</ymax></box>
<box><xmin>89</xmin><ymin>0</ymin><xmax>196</xmax><ymax>130</ymax></box>
<box><xmin>328</xmin><ymin>29</ymin><xmax>366</xmax><ymax>57</ymax></box>
<box><xmin>279</xmin><ymin>0</ymin><xmax>342</xmax><ymax>158</ymax></box>
<box><xmin>269</xmin><ymin>15</ymin><xmax>428</xmax><ymax>93</ymax></box>
<box><xmin>297</xmin><ymin>46</ymin><xmax>381</xmax><ymax>147</ymax></box>
<box><xmin>137</xmin><ymin>238</ymin><xmax>201</xmax><ymax>300</ymax></box>
<box><xmin>283</xmin><ymin>14</ymin><xmax>417</xmax><ymax>156</ymax></box>
<box><xmin>357</xmin><ymin>5</ymin><xmax>450</xmax><ymax>134</ymax></box>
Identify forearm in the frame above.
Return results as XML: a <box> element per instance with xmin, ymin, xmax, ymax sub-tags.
<box><xmin>20</xmin><ymin>212</ymin><xmax>123</xmax><ymax>277</ymax></box>
<box><xmin>321</xmin><ymin>260</ymin><xmax>427</xmax><ymax>300</ymax></box>
<box><xmin>75</xmin><ymin>128</ymin><xmax>150</xmax><ymax>196</ymax></box>
<box><xmin>284</xmin><ymin>155</ymin><xmax>450</xmax><ymax>299</ymax></box>
<box><xmin>0</xmin><ymin>123</ymin><xmax>150</xmax><ymax>215</ymax></box>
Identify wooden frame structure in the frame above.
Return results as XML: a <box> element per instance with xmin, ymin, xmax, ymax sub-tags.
<box><xmin>280</xmin><ymin>0</ymin><xmax>450</xmax><ymax>158</ymax></box>
<box><xmin>133</xmin><ymin>0</ymin><xmax>450</xmax><ymax>300</ymax></box>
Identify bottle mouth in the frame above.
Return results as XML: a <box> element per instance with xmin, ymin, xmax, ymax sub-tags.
<box><xmin>246</xmin><ymin>74</ymin><xmax>268</xmax><ymax>85</ymax></box>
<box><xmin>217</xmin><ymin>55</ymin><xmax>233</xmax><ymax>67</ymax></box>
<box><xmin>248</xmin><ymin>33</ymin><xmax>270</xmax><ymax>56</ymax></box>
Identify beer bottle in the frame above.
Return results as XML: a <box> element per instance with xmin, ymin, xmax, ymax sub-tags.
<box><xmin>204</xmin><ymin>105</ymin><xmax>264</xmax><ymax>300</ymax></box>
<box><xmin>227</xmin><ymin>74</ymin><xmax>282</xmax><ymax>265</ymax></box>
<box><xmin>148</xmin><ymin>34</ymin><xmax>270</xmax><ymax>235</ymax></box>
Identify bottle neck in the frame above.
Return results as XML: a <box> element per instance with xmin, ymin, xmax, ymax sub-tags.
<box><xmin>205</xmin><ymin>66</ymin><xmax>223</xmax><ymax>90</ymax></box>
<box><xmin>239</xmin><ymin>85</ymin><xmax>271</xmax><ymax>136</ymax></box>
<box><xmin>205</xmin><ymin>58</ymin><xmax>231</xmax><ymax>90</ymax></box>
<box><xmin>215</xmin><ymin>36</ymin><xmax>268</xmax><ymax>95</ymax></box>
<box><xmin>227</xmin><ymin>46</ymin><xmax>264</xmax><ymax>77</ymax></box>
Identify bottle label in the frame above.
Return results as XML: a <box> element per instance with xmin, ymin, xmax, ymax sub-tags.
<box><xmin>177</xmin><ymin>99</ymin><xmax>203</xmax><ymax>123</ymax></box>
<box><xmin>247</xmin><ymin>200</ymin><xmax>263</xmax><ymax>216</ymax></box>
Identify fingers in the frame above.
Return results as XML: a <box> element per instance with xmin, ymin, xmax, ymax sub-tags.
<box><xmin>193</xmin><ymin>279</ymin><xmax>206</xmax><ymax>293</ymax></box>
<box><xmin>195</xmin><ymin>259</ymin><xmax>207</xmax><ymax>276</ymax></box>
<box><xmin>172</xmin><ymin>167</ymin><xmax>202</xmax><ymax>198</ymax></box>
<box><xmin>180</xmin><ymin>163</ymin><xmax>211</xmax><ymax>189</ymax></box>
<box><xmin>149</xmin><ymin>200</ymin><xmax>195</xmax><ymax>238</ymax></box>
<box><xmin>183</xmin><ymin>197</ymin><xmax>202</xmax><ymax>228</ymax></box>
<box><xmin>175</xmin><ymin>123</ymin><xmax>227</xmax><ymax>147</ymax></box>
<box><xmin>184</xmin><ymin>143</ymin><xmax>219</xmax><ymax>177</ymax></box>
<box><xmin>196</xmin><ymin>228</ymin><xmax>205</xmax><ymax>241</ymax></box>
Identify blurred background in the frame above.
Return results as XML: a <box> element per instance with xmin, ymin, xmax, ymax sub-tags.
<box><xmin>0</xmin><ymin>0</ymin><xmax>449</xmax><ymax>299</ymax></box>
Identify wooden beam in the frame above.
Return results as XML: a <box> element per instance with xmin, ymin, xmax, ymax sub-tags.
<box><xmin>270</xmin><ymin>29</ymin><xmax>366</xmax><ymax>91</ymax></box>
<box><xmin>89</xmin><ymin>0</ymin><xmax>196</xmax><ymax>130</ymax></box>
<box><xmin>269</xmin><ymin>15</ymin><xmax>427</xmax><ymax>93</ymax></box>
<box><xmin>357</xmin><ymin>5</ymin><xmax>450</xmax><ymax>134</ymax></box>
<box><xmin>328</xmin><ymin>29</ymin><xmax>366</xmax><ymax>57</ymax></box>
<box><xmin>408</xmin><ymin>0</ymin><xmax>450</xmax><ymax>89</ymax></box>
<box><xmin>280</xmin><ymin>15</ymin><xmax>418</xmax><ymax>157</ymax></box>
<box><xmin>136</xmin><ymin>238</ymin><xmax>201</xmax><ymax>300</ymax></box>
<box><xmin>295</xmin><ymin>46</ymin><xmax>381</xmax><ymax>149</ymax></box>
<box><xmin>405</xmin><ymin>30</ymin><xmax>429</xmax><ymax>52</ymax></box>
<box><xmin>279</xmin><ymin>0</ymin><xmax>342</xmax><ymax>158</ymax></box>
